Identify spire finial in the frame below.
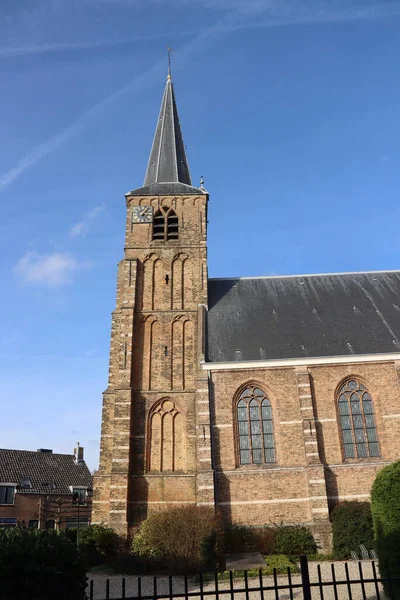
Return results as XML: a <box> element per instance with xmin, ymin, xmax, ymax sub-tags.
<box><xmin>167</xmin><ymin>47</ymin><xmax>173</xmax><ymax>80</ymax></box>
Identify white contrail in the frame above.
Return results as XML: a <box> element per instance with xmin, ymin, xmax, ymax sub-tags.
<box><xmin>0</xmin><ymin>9</ymin><xmax>243</xmax><ymax>194</ymax></box>
<box><xmin>1</xmin><ymin>0</ymin><xmax>399</xmax><ymax>193</ymax></box>
<box><xmin>0</xmin><ymin>32</ymin><xmax>189</xmax><ymax>58</ymax></box>
<box><xmin>0</xmin><ymin>58</ymin><xmax>166</xmax><ymax>193</ymax></box>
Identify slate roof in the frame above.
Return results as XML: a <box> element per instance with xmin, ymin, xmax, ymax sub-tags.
<box><xmin>206</xmin><ymin>271</ymin><xmax>400</xmax><ymax>362</ymax></box>
<box><xmin>143</xmin><ymin>74</ymin><xmax>192</xmax><ymax>187</ymax></box>
<box><xmin>127</xmin><ymin>182</ymin><xmax>206</xmax><ymax>197</ymax></box>
<box><xmin>0</xmin><ymin>448</ymin><xmax>92</xmax><ymax>495</ymax></box>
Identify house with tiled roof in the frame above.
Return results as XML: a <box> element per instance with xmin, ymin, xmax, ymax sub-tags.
<box><xmin>0</xmin><ymin>444</ymin><xmax>92</xmax><ymax>529</ymax></box>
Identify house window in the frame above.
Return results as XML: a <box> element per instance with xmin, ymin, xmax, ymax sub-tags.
<box><xmin>45</xmin><ymin>520</ymin><xmax>55</xmax><ymax>529</ymax></box>
<box><xmin>29</xmin><ymin>520</ymin><xmax>39</xmax><ymax>528</ymax></box>
<box><xmin>338</xmin><ymin>379</ymin><xmax>380</xmax><ymax>459</ymax></box>
<box><xmin>0</xmin><ymin>485</ymin><xmax>15</xmax><ymax>505</ymax></box>
<box><xmin>66</xmin><ymin>517</ymin><xmax>89</xmax><ymax>529</ymax></box>
<box><xmin>20</xmin><ymin>477</ymin><xmax>32</xmax><ymax>489</ymax></box>
<box><xmin>236</xmin><ymin>386</ymin><xmax>275</xmax><ymax>465</ymax></box>
<box><xmin>152</xmin><ymin>207</ymin><xmax>179</xmax><ymax>241</ymax></box>
<box><xmin>0</xmin><ymin>518</ymin><xmax>17</xmax><ymax>527</ymax></box>
<box><xmin>72</xmin><ymin>488</ymin><xmax>87</xmax><ymax>505</ymax></box>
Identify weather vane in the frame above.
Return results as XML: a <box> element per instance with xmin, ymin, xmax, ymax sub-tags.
<box><xmin>167</xmin><ymin>47</ymin><xmax>173</xmax><ymax>78</ymax></box>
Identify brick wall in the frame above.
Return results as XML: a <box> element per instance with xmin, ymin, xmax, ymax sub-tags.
<box><xmin>0</xmin><ymin>493</ymin><xmax>92</xmax><ymax>529</ymax></box>
<box><xmin>93</xmin><ymin>193</ymin><xmax>213</xmax><ymax>538</ymax></box>
<box><xmin>209</xmin><ymin>360</ymin><xmax>400</xmax><ymax>545</ymax></box>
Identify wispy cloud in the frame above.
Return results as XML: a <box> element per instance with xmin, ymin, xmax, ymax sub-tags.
<box><xmin>13</xmin><ymin>252</ymin><xmax>84</xmax><ymax>287</ymax></box>
<box><xmin>0</xmin><ymin>32</ymin><xmax>187</xmax><ymax>58</ymax></box>
<box><xmin>69</xmin><ymin>203</ymin><xmax>106</xmax><ymax>238</ymax></box>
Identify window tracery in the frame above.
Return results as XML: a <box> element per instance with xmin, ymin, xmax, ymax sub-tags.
<box><xmin>337</xmin><ymin>379</ymin><xmax>380</xmax><ymax>459</ymax></box>
<box><xmin>236</xmin><ymin>386</ymin><xmax>275</xmax><ymax>465</ymax></box>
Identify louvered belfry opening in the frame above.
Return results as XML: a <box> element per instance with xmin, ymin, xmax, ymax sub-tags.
<box><xmin>152</xmin><ymin>206</ymin><xmax>179</xmax><ymax>241</ymax></box>
<box><xmin>152</xmin><ymin>210</ymin><xmax>165</xmax><ymax>240</ymax></box>
<box><xmin>167</xmin><ymin>210</ymin><xmax>179</xmax><ymax>240</ymax></box>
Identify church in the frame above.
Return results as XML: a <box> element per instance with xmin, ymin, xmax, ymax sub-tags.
<box><xmin>93</xmin><ymin>72</ymin><xmax>400</xmax><ymax>550</ymax></box>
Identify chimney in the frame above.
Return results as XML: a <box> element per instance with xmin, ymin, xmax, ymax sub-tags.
<box><xmin>74</xmin><ymin>442</ymin><xmax>84</xmax><ymax>464</ymax></box>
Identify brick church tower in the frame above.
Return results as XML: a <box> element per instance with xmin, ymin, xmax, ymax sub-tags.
<box><xmin>93</xmin><ymin>72</ymin><xmax>214</xmax><ymax>537</ymax></box>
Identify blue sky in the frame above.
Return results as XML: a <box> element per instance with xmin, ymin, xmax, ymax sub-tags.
<box><xmin>1</xmin><ymin>0</ymin><xmax>399</xmax><ymax>470</ymax></box>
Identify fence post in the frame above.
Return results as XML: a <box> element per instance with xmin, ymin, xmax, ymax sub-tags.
<box><xmin>300</xmin><ymin>555</ymin><xmax>312</xmax><ymax>600</ymax></box>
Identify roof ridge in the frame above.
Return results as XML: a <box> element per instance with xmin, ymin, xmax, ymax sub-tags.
<box><xmin>0</xmin><ymin>447</ymin><xmax>74</xmax><ymax>457</ymax></box>
<box><xmin>209</xmin><ymin>269</ymin><xmax>400</xmax><ymax>282</ymax></box>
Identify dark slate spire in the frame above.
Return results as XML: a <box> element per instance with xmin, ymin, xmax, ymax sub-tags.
<box><xmin>144</xmin><ymin>73</ymin><xmax>192</xmax><ymax>186</ymax></box>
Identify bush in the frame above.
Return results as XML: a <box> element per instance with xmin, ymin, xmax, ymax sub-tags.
<box><xmin>214</xmin><ymin>555</ymin><xmax>298</xmax><ymax>581</ymax></box>
<box><xmin>78</xmin><ymin>524</ymin><xmax>120</xmax><ymax>566</ymax></box>
<box><xmin>371</xmin><ymin>461</ymin><xmax>400</xmax><ymax>598</ymax></box>
<box><xmin>331</xmin><ymin>501</ymin><xmax>374</xmax><ymax>560</ymax></box>
<box><xmin>0</xmin><ymin>527</ymin><xmax>87</xmax><ymax>600</ymax></box>
<box><xmin>263</xmin><ymin>554</ymin><xmax>298</xmax><ymax>575</ymax></box>
<box><xmin>131</xmin><ymin>506</ymin><xmax>220</xmax><ymax>573</ymax></box>
<box><xmin>257</xmin><ymin>527</ymin><xmax>277</xmax><ymax>555</ymax></box>
<box><xmin>275</xmin><ymin>526</ymin><xmax>316</xmax><ymax>558</ymax></box>
<box><xmin>223</xmin><ymin>525</ymin><xmax>276</xmax><ymax>555</ymax></box>
<box><xmin>223</xmin><ymin>524</ymin><xmax>258</xmax><ymax>553</ymax></box>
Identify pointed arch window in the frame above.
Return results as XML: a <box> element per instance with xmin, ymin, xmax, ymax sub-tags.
<box><xmin>236</xmin><ymin>386</ymin><xmax>275</xmax><ymax>465</ymax></box>
<box><xmin>152</xmin><ymin>206</ymin><xmax>179</xmax><ymax>241</ymax></box>
<box><xmin>338</xmin><ymin>379</ymin><xmax>380</xmax><ymax>459</ymax></box>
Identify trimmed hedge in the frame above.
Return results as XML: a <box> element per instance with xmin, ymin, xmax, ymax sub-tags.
<box><xmin>371</xmin><ymin>461</ymin><xmax>400</xmax><ymax>599</ymax></box>
<box><xmin>331</xmin><ymin>501</ymin><xmax>374</xmax><ymax>560</ymax></box>
<box><xmin>0</xmin><ymin>527</ymin><xmax>87</xmax><ymax>600</ymax></box>
<box><xmin>275</xmin><ymin>526</ymin><xmax>316</xmax><ymax>558</ymax></box>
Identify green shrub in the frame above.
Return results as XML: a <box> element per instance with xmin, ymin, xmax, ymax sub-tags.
<box><xmin>371</xmin><ymin>461</ymin><xmax>400</xmax><ymax>598</ymax></box>
<box><xmin>78</xmin><ymin>524</ymin><xmax>120</xmax><ymax>565</ymax></box>
<box><xmin>275</xmin><ymin>526</ymin><xmax>316</xmax><ymax>558</ymax></box>
<box><xmin>223</xmin><ymin>524</ymin><xmax>258</xmax><ymax>553</ymax></box>
<box><xmin>331</xmin><ymin>501</ymin><xmax>374</xmax><ymax>560</ymax></box>
<box><xmin>0</xmin><ymin>527</ymin><xmax>87</xmax><ymax>600</ymax></box>
<box><xmin>263</xmin><ymin>554</ymin><xmax>298</xmax><ymax>575</ymax></box>
<box><xmin>214</xmin><ymin>555</ymin><xmax>298</xmax><ymax>581</ymax></box>
<box><xmin>131</xmin><ymin>506</ymin><xmax>220</xmax><ymax>573</ymax></box>
<box><xmin>222</xmin><ymin>525</ymin><xmax>276</xmax><ymax>555</ymax></box>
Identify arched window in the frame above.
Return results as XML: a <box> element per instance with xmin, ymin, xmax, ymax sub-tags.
<box><xmin>152</xmin><ymin>206</ymin><xmax>179</xmax><ymax>241</ymax></box>
<box><xmin>338</xmin><ymin>379</ymin><xmax>380</xmax><ymax>459</ymax></box>
<box><xmin>148</xmin><ymin>399</ymin><xmax>184</xmax><ymax>472</ymax></box>
<box><xmin>236</xmin><ymin>386</ymin><xmax>275</xmax><ymax>465</ymax></box>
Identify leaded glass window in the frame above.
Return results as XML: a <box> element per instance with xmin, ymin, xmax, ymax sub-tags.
<box><xmin>338</xmin><ymin>379</ymin><xmax>380</xmax><ymax>459</ymax></box>
<box><xmin>237</xmin><ymin>386</ymin><xmax>275</xmax><ymax>465</ymax></box>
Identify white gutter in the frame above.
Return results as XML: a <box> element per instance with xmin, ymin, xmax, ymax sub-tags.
<box><xmin>201</xmin><ymin>352</ymin><xmax>400</xmax><ymax>371</ymax></box>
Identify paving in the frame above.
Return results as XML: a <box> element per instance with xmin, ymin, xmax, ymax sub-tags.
<box><xmin>225</xmin><ymin>552</ymin><xmax>266</xmax><ymax>571</ymax></box>
<box><xmin>88</xmin><ymin>560</ymin><xmax>386</xmax><ymax>600</ymax></box>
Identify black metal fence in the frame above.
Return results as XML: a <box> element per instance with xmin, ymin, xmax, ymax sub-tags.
<box><xmin>88</xmin><ymin>556</ymin><xmax>400</xmax><ymax>600</ymax></box>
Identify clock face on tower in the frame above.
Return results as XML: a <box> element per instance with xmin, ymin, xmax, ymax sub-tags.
<box><xmin>132</xmin><ymin>206</ymin><xmax>153</xmax><ymax>223</ymax></box>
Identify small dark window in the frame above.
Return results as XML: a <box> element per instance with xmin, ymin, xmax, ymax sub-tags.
<box><xmin>20</xmin><ymin>477</ymin><xmax>32</xmax><ymax>489</ymax></box>
<box><xmin>29</xmin><ymin>520</ymin><xmax>39</xmax><ymax>528</ymax></box>
<box><xmin>45</xmin><ymin>520</ymin><xmax>55</xmax><ymax>529</ymax></box>
<box><xmin>0</xmin><ymin>486</ymin><xmax>15</xmax><ymax>505</ymax></box>
<box><xmin>0</xmin><ymin>517</ymin><xmax>17</xmax><ymax>527</ymax></box>
<box><xmin>66</xmin><ymin>517</ymin><xmax>89</xmax><ymax>529</ymax></box>
<box><xmin>72</xmin><ymin>488</ymin><xmax>87</xmax><ymax>505</ymax></box>
<box><xmin>152</xmin><ymin>206</ymin><xmax>179</xmax><ymax>241</ymax></box>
